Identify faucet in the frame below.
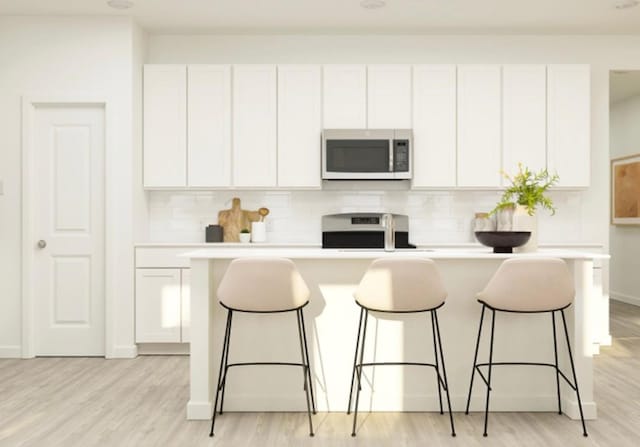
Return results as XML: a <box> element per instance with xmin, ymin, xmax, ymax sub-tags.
<box><xmin>382</xmin><ymin>213</ymin><xmax>395</xmax><ymax>252</ymax></box>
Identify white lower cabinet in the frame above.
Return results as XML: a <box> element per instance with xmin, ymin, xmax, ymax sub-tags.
<box><xmin>136</xmin><ymin>269</ymin><xmax>181</xmax><ymax>343</ymax></box>
<box><xmin>180</xmin><ymin>269</ymin><xmax>191</xmax><ymax>343</ymax></box>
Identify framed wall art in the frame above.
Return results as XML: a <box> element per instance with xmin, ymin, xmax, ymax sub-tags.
<box><xmin>611</xmin><ymin>153</ymin><xmax>640</xmax><ymax>225</ymax></box>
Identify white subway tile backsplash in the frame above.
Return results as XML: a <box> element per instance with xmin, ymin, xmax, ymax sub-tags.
<box><xmin>146</xmin><ymin>189</ymin><xmax>592</xmax><ymax>244</ymax></box>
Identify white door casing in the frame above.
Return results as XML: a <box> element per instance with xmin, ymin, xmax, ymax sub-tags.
<box><xmin>24</xmin><ymin>102</ymin><xmax>106</xmax><ymax>356</ymax></box>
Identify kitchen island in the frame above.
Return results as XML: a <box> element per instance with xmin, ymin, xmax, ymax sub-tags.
<box><xmin>184</xmin><ymin>247</ymin><xmax>609</xmax><ymax>422</ymax></box>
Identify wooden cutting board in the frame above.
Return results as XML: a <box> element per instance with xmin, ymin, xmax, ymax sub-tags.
<box><xmin>217</xmin><ymin>197</ymin><xmax>263</xmax><ymax>242</ymax></box>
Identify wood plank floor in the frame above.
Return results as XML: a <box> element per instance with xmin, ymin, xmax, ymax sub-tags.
<box><xmin>1</xmin><ymin>300</ymin><xmax>639</xmax><ymax>447</ymax></box>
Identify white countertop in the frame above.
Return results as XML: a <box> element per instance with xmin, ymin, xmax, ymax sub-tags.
<box><xmin>182</xmin><ymin>246</ymin><xmax>609</xmax><ymax>260</ymax></box>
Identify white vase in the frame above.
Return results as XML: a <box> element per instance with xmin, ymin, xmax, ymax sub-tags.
<box><xmin>251</xmin><ymin>222</ymin><xmax>266</xmax><ymax>243</ymax></box>
<box><xmin>496</xmin><ymin>206</ymin><xmax>515</xmax><ymax>231</ymax></box>
<box><xmin>512</xmin><ymin>204</ymin><xmax>537</xmax><ymax>252</ymax></box>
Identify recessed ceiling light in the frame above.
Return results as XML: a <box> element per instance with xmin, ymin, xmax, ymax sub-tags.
<box><xmin>107</xmin><ymin>0</ymin><xmax>134</xmax><ymax>9</ymax></box>
<box><xmin>615</xmin><ymin>0</ymin><xmax>639</xmax><ymax>9</ymax></box>
<box><xmin>360</xmin><ymin>0</ymin><xmax>386</xmax><ymax>9</ymax></box>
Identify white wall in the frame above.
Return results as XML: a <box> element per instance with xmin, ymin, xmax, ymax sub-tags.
<box><xmin>144</xmin><ymin>34</ymin><xmax>626</xmax><ymax>247</ymax></box>
<box><xmin>610</xmin><ymin>94</ymin><xmax>640</xmax><ymax>306</ymax></box>
<box><xmin>0</xmin><ymin>16</ymin><xmax>138</xmax><ymax>357</ymax></box>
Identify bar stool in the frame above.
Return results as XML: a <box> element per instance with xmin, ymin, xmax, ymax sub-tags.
<box><xmin>209</xmin><ymin>257</ymin><xmax>315</xmax><ymax>437</ymax></box>
<box><xmin>465</xmin><ymin>258</ymin><xmax>588</xmax><ymax>437</ymax></box>
<box><xmin>347</xmin><ymin>258</ymin><xmax>456</xmax><ymax>437</ymax></box>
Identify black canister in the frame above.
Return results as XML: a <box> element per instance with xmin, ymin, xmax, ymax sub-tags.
<box><xmin>206</xmin><ymin>225</ymin><xmax>223</xmax><ymax>243</ymax></box>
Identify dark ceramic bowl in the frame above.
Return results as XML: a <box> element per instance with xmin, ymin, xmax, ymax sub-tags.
<box><xmin>475</xmin><ymin>231</ymin><xmax>532</xmax><ymax>253</ymax></box>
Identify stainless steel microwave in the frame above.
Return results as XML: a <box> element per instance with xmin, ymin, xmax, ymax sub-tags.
<box><xmin>321</xmin><ymin>129</ymin><xmax>412</xmax><ymax>180</ymax></box>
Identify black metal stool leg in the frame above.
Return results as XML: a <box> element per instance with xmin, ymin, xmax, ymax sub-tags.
<box><xmin>347</xmin><ymin>307</ymin><xmax>365</xmax><ymax>415</ymax></box>
<box><xmin>433</xmin><ymin>310</ymin><xmax>456</xmax><ymax>437</ymax></box>
<box><xmin>560</xmin><ymin>310</ymin><xmax>588</xmax><ymax>437</ymax></box>
<box><xmin>430</xmin><ymin>311</ymin><xmax>443</xmax><ymax>415</ymax></box>
<box><xmin>209</xmin><ymin>310</ymin><xmax>233</xmax><ymax>437</ymax></box>
<box><xmin>218</xmin><ymin>310</ymin><xmax>234</xmax><ymax>416</ymax></box>
<box><xmin>483</xmin><ymin>309</ymin><xmax>496</xmax><ymax>437</ymax></box>
<box><xmin>552</xmin><ymin>311</ymin><xmax>562</xmax><ymax>415</ymax></box>
<box><xmin>465</xmin><ymin>304</ymin><xmax>486</xmax><ymax>414</ymax></box>
<box><xmin>351</xmin><ymin>310</ymin><xmax>369</xmax><ymax>437</ymax></box>
<box><xmin>299</xmin><ymin>308</ymin><xmax>317</xmax><ymax>414</ymax></box>
<box><xmin>296</xmin><ymin>309</ymin><xmax>315</xmax><ymax>437</ymax></box>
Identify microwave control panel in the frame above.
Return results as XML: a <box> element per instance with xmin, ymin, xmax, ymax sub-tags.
<box><xmin>393</xmin><ymin>140</ymin><xmax>410</xmax><ymax>172</ymax></box>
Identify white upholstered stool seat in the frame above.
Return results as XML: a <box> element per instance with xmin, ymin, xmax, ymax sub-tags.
<box><xmin>209</xmin><ymin>257</ymin><xmax>315</xmax><ymax>438</ymax></box>
<box><xmin>348</xmin><ymin>258</ymin><xmax>456</xmax><ymax>437</ymax></box>
<box><xmin>217</xmin><ymin>257</ymin><xmax>310</xmax><ymax>312</ymax></box>
<box><xmin>476</xmin><ymin>258</ymin><xmax>575</xmax><ymax>312</ymax></box>
<box><xmin>354</xmin><ymin>258</ymin><xmax>447</xmax><ymax>312</ymax></box>
<box><xmin>466</xmin><ymin>257</ymin><xmax>588</xmax><ymax>438</ymax></box>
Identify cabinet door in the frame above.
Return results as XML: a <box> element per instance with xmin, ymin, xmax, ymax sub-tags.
<box><xmin>547</xmin><ymin>65</ymin><xmax>590</xmax><ymax>187</ymax></box>
<box><xmin>502</xmin><ymin>65</ymin><xmax>547</xmax><ymax>179</ymax></box>
<box><xmin>180</xmin><ymin>269</ymin><xmax>190</xmax><ymax>343</ymax></box>
<box><xmin>135</xmin><ymin>269</ymin><xmax>181</xmax><ymax>343</ymax></box>
<box><xmin>277</xmin><ymin>65</ymin><xmax>322</xmax><ymax>188</ymax></box>
<box><xmin>412</xmin><ymin>65</ymin><xmax>457</xmax><ymax>188</ymax></box>
<box><xmin>233</xmin><ymin>65</ymin><xmax>277</xmax><ymax>187</ymax></box>
<box><xmin>143</xmin><ymin>65</ymin><xmax>187</xmax><ymax>187</ymax></box>
<box><xmin>323</xmin><ymin>65</ymin><xmax>367</xmax><ymax>129</ymax></box>
<box><xmin>457</xmin><ymin>65</ymin><xmax>502</xmax><ymax>187</ymax></box>
<box><xmin>367</xmin><ymin>65</ymin><xmax>412</xmax><ymax>128</ymax></box>
<box><xmin>187</xmin><ymin>65</ymin><xmax>232</xmax><ymax>187</ymax></box>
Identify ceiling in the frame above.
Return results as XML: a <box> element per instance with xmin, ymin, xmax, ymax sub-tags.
<box><xmin>1</xmin><ymin>0</ymin><xmax>640</xmax><ymax>34</ymax></box>
<box><xmin>610</xmin><ymin>70</ymin><xmax>640</xmax><ymax>103</ymax></box>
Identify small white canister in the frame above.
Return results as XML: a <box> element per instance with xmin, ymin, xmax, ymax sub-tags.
<box><xmin>251</xmin><ymin>222</ymin><xmax>267</xmax><ymax>243</ymax></box>
<box><xmin>473</xmin><ymin>213</ymin><xmax>494</xmax><ymax>232</ymax></box>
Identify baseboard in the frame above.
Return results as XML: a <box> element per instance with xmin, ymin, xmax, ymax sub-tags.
<box><xmin>611</xmin><ymin>291</ymin><xmax>640</xmax><ymax>307</ymax></box>
<box><xmin>187</xmin><ymin>400</ymin><xmax>213</xmax><ymax>420</ymax></box>
<box><xmin>108</xmin><ymin>344</ymin><xmax>138</xmax><ymax>359</ymax></box>
<box><xmin>137</xmin><ymin>343</ymin><xmax>189</xmax><ymax>355</ymax></box>
<box><xmin>0</xmin><ymin>345</ymin><xmax>22</xmax><ymax>358</ymax></box>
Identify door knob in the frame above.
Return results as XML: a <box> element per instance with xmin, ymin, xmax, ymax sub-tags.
<box><xmin>37</xmin><ymin>240</ymin><xmax>47</xmax><ymax>249</ymax></box>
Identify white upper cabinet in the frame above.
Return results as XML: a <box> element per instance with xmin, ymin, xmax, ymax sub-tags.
<box><xmin>233</xmin><ymin>65</ymin><xmax>277</xmax><ymax>187</ymax></box>
<box><xmin>323</xmin><ymin>65</ymin><xmax>367</xmax><ymax>129</ymax></box>
<box><xmin>143</xmin><ymin>65</ymin><xmax>187</xmax><ymax>187</ymax></box>
<box><xmin>277</xmin><ymin>65</ymin><xmax>322</xmax><ymax>188</ymax></box>
<box><xmin>547</xmin><ymin>65</ymin><xmax>590</xmax><ymax>187</ymax></box>
<box><xmin>412</xmin><ymin>65</ymin><xmax>457</xmax><ymax>188</ymax></box>
<box><xmin>367</xmin><ymin>65</ymin><xmax>412</xmax><ymax>128</ymax></box>
<box><xmin>457</xmin><ymin>65</ymin><xmax>502</xmax><ymax>187</ymax></box>
<box><xmin>187</xmin><ymin>65</ymin><xmax>231</xmax><ymax>187</ymax></box>
<box><xmin>502</xmin><ymin>65</ymin><xmax>547</xmax><ymax>179</ymax></box>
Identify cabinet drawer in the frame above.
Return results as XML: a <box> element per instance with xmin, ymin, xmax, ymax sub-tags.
<box><xmin>135</xmin><ymin>247</ymin><xmax>191</xmax><ymax>268</ymax></box>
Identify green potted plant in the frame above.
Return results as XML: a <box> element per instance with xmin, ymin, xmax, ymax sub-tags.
<box><xmin>492</xmin><ymin>164</ymin><xmax>559</xmax><ymax>216</ymax></box>
<box><xmin>492</xmin><ymin>164</ymin><xmax>559</xmax><ymax>251</ymax></box>
<box><xmin>239</xmin><ymin>228</ymin><xmax>251</xmax><ymax>243</ymax></box>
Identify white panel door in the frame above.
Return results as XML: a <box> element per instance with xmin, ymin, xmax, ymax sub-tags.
<box><xmin>187</xmin><ymin>65</ymin><xmax>232</xmax><ymax>187</ymax></box>
<box><xmin>143</xmin><ymin>65</ymin><xmax>187</xmax><ymax>187</ymax></box>
<box><xmin>33</xmin><ymin>105</ymin><xmax>105</xmax><ymax>356</ymax></box>
<box><xmin>367</xmin><ymin>65</ymin><xmax>412</xmax><ymax>128</ymax></box>
<box><xmin>412</xmin><ymin>65</ymin><xmax>457</xmax><ymax>188</ymax></box>
<box><xmin>277</xmin><ymin>65</ymin><xmax>322</xmax><ymax>188</ymax></box>
<box><xmin>323</xmin><ymin>65</ymin><xmax>367</xmax><ymax>129</ymax></box>
<box><xmin>233</xmin><ymin>65</ymin><xmax>277</xmax><ymax>187</ymax></box>
<box><xmin>135</xmin><ymin>269</ymin><xmax>181</xmax><ymax>343</ymax></box>
<box><xmin>547</xmin><ymin>65</ymin><xmax>591</xmax><ymax>187</ymax></box>
<box><xmin>457</xmin><ymin>65</ymin><xmax>502</xmax><ymax>187</ymax></box>
<box><xmin>181</xmin><ymin>269</ymin><xmax>191</xmax><ymax>343</ymax></box>
<box><xmin>502</xmin><ymin>65</ymin><xmax>547</xmax><ymax>178</ymax></box>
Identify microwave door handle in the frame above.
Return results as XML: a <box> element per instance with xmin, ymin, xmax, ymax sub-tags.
<box><xmin>388</xmin><ymin>139</ymin><xmax>393</xmax><ymax>172</ymax></box>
